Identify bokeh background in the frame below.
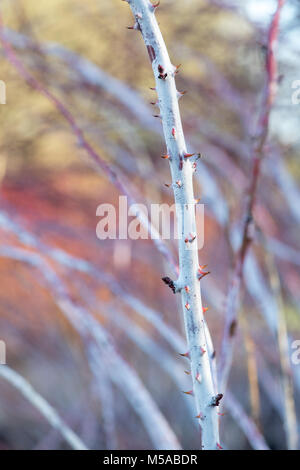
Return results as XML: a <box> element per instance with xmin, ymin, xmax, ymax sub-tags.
<box><xmin>0</xmin><ymin>0</ymin><xmax>299</xmax><ymax>450</ymax></box>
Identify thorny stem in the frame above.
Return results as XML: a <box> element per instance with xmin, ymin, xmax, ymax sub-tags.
<box><xmin>125</xmin><ymin>0</ymin><xmax>220</xmax><ymax>449</ymax></box>
<box><xmin>0</xmin><ymin>210</ymin><xmax>268</xmax><ymax>449</ymax></box>
<box><xmin>218</xmin><ymin>0</ymin><xmax>285</xmax><ymax>393</ymax></box>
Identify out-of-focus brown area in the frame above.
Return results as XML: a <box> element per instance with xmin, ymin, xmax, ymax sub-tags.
<box><xmin>0</xmin><ymin>0</ymin><xmax>299</xmax><ymax>450</ymax></box>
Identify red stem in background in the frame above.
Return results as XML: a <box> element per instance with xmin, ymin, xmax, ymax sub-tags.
<box><xmin>218</xmin><ymin>0</ymin><xmax>285</xmax><ymax>393</ymax></box>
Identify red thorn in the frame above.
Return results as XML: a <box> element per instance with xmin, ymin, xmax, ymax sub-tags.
<box><xmin>179</xmin><ymin>90</ymin><xmax>187</xmax><ymax>95</ymax></box>
<box><xmin>198</xmin><ymin>265</ymin><xmax>210</xmax><ymax>280</ymax></box>
<box><xmin>184</xmin><ymin>285</ymin><xmax>190</xmax><ymax>293</ymax></box>
<box><xmin>203</xmin><ymin>307</ymin><xmax>209</xmax><ymax>314</ymax></box>
<box><xmin>176</xmin><ymin>180</ymin><xmax>182</xmax><ymax>188</ymax></box>
<box><xmin>127</xmin><ymin>26</ymin><xmax>134</xmax><ymax>29</ymax></box>
<box><xmin>216</xmin><ymin>443</ymin><xmax>223</xmax><ymax>450</ymax></box>
<box><xmin>151</xmin><ymin>0</ymin><xmax>160</xmax><ymax>8</ymax></box>
<box><xmin>184</xmin><ymin>153</ymin><xmax>195</xmax><ymax>159</ymax></box>
<box><xmin>184</xmin><ymin>370</ymin><xmax>190</xmax><ymax>375</ymax></box>
<box><xmin>164</xmin><ymin>183</ymin><xmax>171</xmax><ymax>188</ymax></box>
<box><xmin>198</xmin><ymin>271</ymin><xmax>210</xmax><ymax>281</ymax></box>
<box><xmin>161</xmin><ymin>154</ymin><xmax>170</xmax><ymax>159</ymax></box>
<box><xmin>200</xmin><ymin>347</ymin><xmax>206</xmax><ymax>355</ymax></box>
<box><xmin>180</xmin><ymin>351</ymin><xmax>190</xmax><ymax>359</ymax></box>
<box><xmin>185</xmin><ymin>302</ymin><xmax>190</xmax><ymax>311</ymax></box>
<box><xmin>199</xmin><ymin>264</ymin><xmax>208</xmax><ymax>271</ymax></box>
<box><xmin>195</xmin><ymin>413</ymin><xmax>204</xmax><ymax>420</ymax></box>
<box><xmin>149</xmin><ymin>87</ymin><xmax>156</xmax><ymax>91</ymax></box>
<box><xmin>218</xmin><ymin>412</ymin><xmax>226</xmax><ymax>416</ymax></box>
<box><xmin>184</xmin><ymin>238</ymin><xmax>189</xmax><ymax>244</ymax></box>
<box><xmin>172</xmin><ymin>128</ymin><xmax>176</xmax><ymax>138</ymax></box>
<box><xmin>195</xmin><ymin>198</ymin><xmax>201</xmax><ymax>204</ymax></box>
<box><xmin>196</xmin><ymin>372</ymin><xmax>202</xmax><ymax>383</ymax></box>
<box><xmin>183</xmin><ymin>390</ymin><xmax>194</xmax><ymax>396</ymax></box>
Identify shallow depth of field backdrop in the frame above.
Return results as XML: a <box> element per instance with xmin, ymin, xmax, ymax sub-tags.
<box><xmin>0</xmin><ymin>0</ymin><xmax>299</xmax><ymax>450</ymax></box>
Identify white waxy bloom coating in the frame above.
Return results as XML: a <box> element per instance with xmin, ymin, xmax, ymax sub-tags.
<box><xmin>127</xmin><ymin>0</ymin><xmax>220</xmax><ymax>449</ymax></box>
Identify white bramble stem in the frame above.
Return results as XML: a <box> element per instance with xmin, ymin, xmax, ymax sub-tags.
<box><xmin>126</xmin><ymin>0</ymin><xmax>220</xmax><ymax>449</ymax></box>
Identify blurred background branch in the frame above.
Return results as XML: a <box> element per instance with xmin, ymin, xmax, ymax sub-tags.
<box><xmin>0</xmin><ymin>0</ymin><xmax>299</xmax><ymax>450</ymax></box>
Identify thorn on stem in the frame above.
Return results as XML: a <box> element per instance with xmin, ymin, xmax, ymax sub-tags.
<box><xmin>199</xmin><ymin>264</ymin><xmax>208</xmax><ymax>272</ymax></box>
<box><xmin>196</xmin><ymin>372</ymin><xmax>202</xmax><ymax>383</ymax></box>
<box><xmin>180</xmin><ymin>351</ymin><xmax>190</xmax><ymax>359</ymax></box>
<box><xmin>184</xmin><ymin>153</ymin><xmax>195</xmax><ymax>159</ymax></box>
<box><xmin>127</xmin><ymin>21</ymin><xmax>140</xmax><ymax>31</ymax></box>
<box><xmin>183</xmin><ymin>390</ymin><xmax>194</xmax><ymax>396</ymax></box>
<box><xmin>150</xmin><ymin>0</ymin><xmax>160</xmax><ymax>9</ymax></box>
<box><xmin>174</xmin><ymin>64</ymin><xmax>181</xmax><ymax>75</ymax></box>
<box><xmin>198</xmin><ymin>271</ymin><xmax>210</xmax><ymax>281</ymax></box>
<box><xmin>177</xmin><ymin>90</ymin><xmax>187</xmax><ymax>100</ymax></box>
<box><xmin>198</xmin><ymin>265</ymin><xmax>210</xmax><ymax>281</ymax></box>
